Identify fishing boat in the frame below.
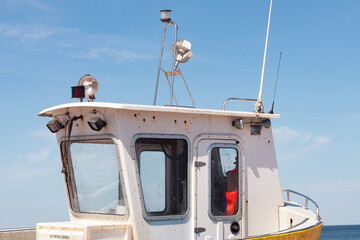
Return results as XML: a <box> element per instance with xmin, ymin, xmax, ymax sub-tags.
<box><xmin>4</xmin><ymin>3</ymin><xmax>323</xmax><ymax>240</ymax></box>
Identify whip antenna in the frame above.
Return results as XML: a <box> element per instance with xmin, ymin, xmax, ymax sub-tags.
<box><xmin>269</xmin><ymin>51</ymin><xmax>282</xmax><ymax>114</ymax></box>
<box><xmin>256</xmin><ymin>0</ymin><xmax>273</xmax><ymax>113</ymax></box>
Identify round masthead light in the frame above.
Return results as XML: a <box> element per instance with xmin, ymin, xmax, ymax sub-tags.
<box><xmin>78</xmin><ymin>74</ymin><xmax>98</xmax><ymax>101</ymax></box>
<box><xmin>160</xmin><ymin>10</ymin><xmax>171</xmax><ymax>23</ymax></box>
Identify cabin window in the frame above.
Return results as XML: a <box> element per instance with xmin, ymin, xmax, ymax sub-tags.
<box><xmin>61</xmin><ymin>139</ymin><xmax>127</xmax><ymax>216</ymax></box>
<box><xmin>135</xmin><ymin>138</ymin><xmax>188</xmax><ymax>217</ymax></box>
<box><xmin>140</xmin><ymin>151</ymin><xmax>166</xmax><ymax>212</ymax></box>
<box><xmin>211</xmin><ymin>147</ymin><xmax>239</xmax><ymax>216</ymax></box>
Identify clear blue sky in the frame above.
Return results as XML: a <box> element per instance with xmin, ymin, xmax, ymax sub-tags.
<box><xmin>0</xmin><ymin>0</ymin><xmax>359</xmax><ymax>228</ymax></box>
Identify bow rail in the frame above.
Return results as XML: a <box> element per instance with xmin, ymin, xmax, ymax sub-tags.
<box><xmin>282</xmin><ymin>189</ymin><xmax>320</xmax><ymax>220</ymax></box>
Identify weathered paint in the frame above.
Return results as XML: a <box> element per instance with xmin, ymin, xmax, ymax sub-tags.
<box><xmin>36</xmin><ymin>102</ymin><xmax>321</xmax><ymax>240</ymax></box>
<box><xmin>37</xmin><ymin>222</ymin><xmax>132</xmax><ymax>240</ymax></box>
<box><xmin>0</xmin><ymin>229</ymin><xmax>35</xmax><ymax>240</ymax></box>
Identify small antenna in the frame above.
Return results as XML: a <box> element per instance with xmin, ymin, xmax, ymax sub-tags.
<box><xmin>269</xmin><ymin>51</ymin><xmax>282</xmax><ymax>114</ymax></box>
<box><xmin>256</xmin><ymin>0</ymin><xmax>273</xmax><ymax>113</ymax></box>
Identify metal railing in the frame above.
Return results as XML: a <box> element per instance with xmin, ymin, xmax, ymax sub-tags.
<box><xmin>222</xmin><ymin>98</ymin><xmax>257</xmax><ymax>110</ymax></box>
<box><xmin>282</xmin><ymin>189</ymin><xmax>320</xmax><ymax>220</ymax></box>
<box><xmin>0</xmin><ymin>228</ymin><xmax>35</xmax><ymax>232</ymax></box>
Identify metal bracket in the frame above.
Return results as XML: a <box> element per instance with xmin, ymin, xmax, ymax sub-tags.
<box><xmin>232</xmin><ymin>118</ymin><xmax>271</xmax><ymax>130</ymax></box>
<box><xmin>195</xmin><ymin>161</ymin><xmax>206</xmax><ymax>168</ymax></box>
<box><xmin>194</xmin><ymin>227</ymin><xmax>206</xmax><ymax>233</ymax></box>
<box><xmin>251</xmin><ymin>125</ymin><xmax>262</xmax><ymax>135</ymax></box>
<box><xmin>160</xmin><ymin>67</ymin><xmax>195</xmax><ymax>108</ymax></box>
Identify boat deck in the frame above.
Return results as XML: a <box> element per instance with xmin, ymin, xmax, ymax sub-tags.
<box><xmin>0</xmin><ymin>228</ymin><xmax>35</xmax><ymax>240</ymax></box>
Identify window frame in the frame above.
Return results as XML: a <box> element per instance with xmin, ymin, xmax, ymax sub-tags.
<box><xmin>60</xmin><ymin>134</ymin><xmax>129</xmax><ymax>220</ymax></box>
<box><xmin>132</xmin><ymin>133</ymin><xmax>190</xmax><ymax>222</ymax></box>
<box><xmin>207</xmin><ymin>143</ymin><xmax>242</xmax><ymax>221</ymax></box>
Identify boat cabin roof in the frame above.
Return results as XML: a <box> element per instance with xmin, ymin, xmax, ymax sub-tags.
<box><xmin>38</xmin><ymin>102</ymin><xmax>280</xmax><ymax>119</ymax></box>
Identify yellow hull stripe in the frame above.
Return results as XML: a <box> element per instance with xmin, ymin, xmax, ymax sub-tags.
<box><xmin>244</xmin><ymin>222</ymin><xmax>323</xmax><ymax>240</ymax></box>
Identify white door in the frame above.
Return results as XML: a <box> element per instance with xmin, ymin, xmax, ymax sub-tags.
<box><xmin>195</xmin><ymin>138</ymin><xmax>243</xmax><ymax>240</ymax></box>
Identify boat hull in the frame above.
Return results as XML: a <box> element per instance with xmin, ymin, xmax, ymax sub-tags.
<box><xmin>244</xmin><ymin>222</ymin><xmax>323</xmax><ymax>240</ymax></box>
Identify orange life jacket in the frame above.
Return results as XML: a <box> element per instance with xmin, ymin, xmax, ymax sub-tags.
<box><xmin>226</xmin><ymin>168</ymin><xmax>238</xmax><ymax>214</ymax></box>
<box><xmin>226</xmin><ymin>190</ymin><xmax>237</xmax><ymax>214</ymax></box>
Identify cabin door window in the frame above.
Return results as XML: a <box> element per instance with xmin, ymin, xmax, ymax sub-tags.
<box><xmin>211</xmin><ymin>147</ymin><xmax>239</xmax><ymax>216</ymax></box>
<box><xmin>135</xmin><ymin>137</ymin><xmax>188</xmax><ymax>218</ymax></box>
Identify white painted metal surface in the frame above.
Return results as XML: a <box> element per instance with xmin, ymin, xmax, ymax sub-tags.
<box><xmin>38</xmin><ymin>102</ymin><xmax>280</xmax><ymax>119</ymax></box>
<box><xmin>37</xmin><ymin>103</ymin><xmax>312</xmax><ymax>240</ymax></box>
<box><xmin>37</xmin><ymin>222</ymin><xmax>131</xmax><ymax>240</ymax></box>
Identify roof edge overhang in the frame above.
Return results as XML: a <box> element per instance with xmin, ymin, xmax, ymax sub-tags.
<box><xmin>38</xmin><ymin>102</ymin><xmax>280</xmax><ymax>119</ymax></box>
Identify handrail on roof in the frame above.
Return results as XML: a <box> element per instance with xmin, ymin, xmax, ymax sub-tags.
<box><xmin>222</xmin><ymin>98</ymin><xmax>257</xmax><ymax>111</ymax></box>
<box><xmin>282</xmin><ymin>189</ymin><xmax>320</xmax><ymax>221</ymax></box>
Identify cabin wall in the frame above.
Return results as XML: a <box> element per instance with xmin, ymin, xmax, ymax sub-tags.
<box><xmin>242</xmin><ymin>127</ymin><xmax>283</xmax><ymax>236</ymax></box>
<box><xmin>54</xmin><ymin>107</ymin><xmax>284</xmax><ymax>239</ymax></box>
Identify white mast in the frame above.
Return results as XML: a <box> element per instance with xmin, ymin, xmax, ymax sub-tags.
<box><xmin>256</xmin><ymin>0</ymin><xmax>273</xmax><ymax>112</ymax></box>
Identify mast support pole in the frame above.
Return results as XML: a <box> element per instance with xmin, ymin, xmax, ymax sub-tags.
<box><xmin>153</xmin><ymin>22</ymin><xmax>178</xmax><ymax>106</ymax></box>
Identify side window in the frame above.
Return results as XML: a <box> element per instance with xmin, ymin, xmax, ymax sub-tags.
<box><xmin>211</xmin><ymin>147</ymin><xmax>239</xmax><ymax>216</ymax></box>
<box><xmin>140</xmin><ymin>151</ymin><xmax>166</xmax><ymax>212</ymax></box>
<box><xmin>135</xmin><ymin>138</ymin><xmax>188</xmax><ymax>217</ymax></box>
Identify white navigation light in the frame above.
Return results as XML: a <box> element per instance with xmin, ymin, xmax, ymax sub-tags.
<box><xmin>171</xmin><ymin>40</ymin><xmax>193</xmax><ymax>67</ymax></box>
<box><xmin>78</xmin><ymin>74</ymin><xmax>98</xmax><ymax>102</ymax></box>
<box><xmin>160</xmin><ymin>10</ymin><xmax>171</xmax><ymax>23</ymax></box>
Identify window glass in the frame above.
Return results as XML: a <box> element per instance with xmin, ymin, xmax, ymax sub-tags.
<box><xmin>62</xmin><ymin>139</ymin><xmax>126</xmax><ymax>215</ymax></box>
<box><xmin>140</xmin><ymin>151</ymin><xmax>166</xmax><ymax>212</ymax></box>
<box><xmin>211</xmin><ymin>147</ymin><xmax>239</xmax><ymax>216</ymax></box>
<box><xmin>135</xmin><ymin>138</ymin><xmax>188</xmax><ymax>216</ymax></box>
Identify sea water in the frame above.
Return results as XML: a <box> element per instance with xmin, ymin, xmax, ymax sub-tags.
<box><xmin>320</xmin><ymin>225</ymin><xmax>360</xmax><ymax>240</ymax></box>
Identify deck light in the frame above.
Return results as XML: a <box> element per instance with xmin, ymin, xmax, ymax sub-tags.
<box><xmin>75</xmin><ymin>74</ymin><xmax>99</xmax><ymax>102</ymax></box>
<box><xmin>171</xmin><ymin>39</ymin><xmax>193</xmax><ymax>67</ymax></box>
<box><xmin>46</xmin><ymin>119</ymin><xmax>64</xmax><ymax>133</ymax></box>
<box><xmin>87</xmin><ymin>117</ymin><xmax>107</xmax><ymax>131</ymax></box>
<box><xmin>160</xmin><ymin>10</ymin><xmax>171</xmax><ymax>23</ymax></box>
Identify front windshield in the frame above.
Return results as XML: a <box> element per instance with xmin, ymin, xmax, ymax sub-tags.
<box><xmin>62</xmin><ymin>139</ymin><xmax>126</xmax><ymax>216</ymax></box>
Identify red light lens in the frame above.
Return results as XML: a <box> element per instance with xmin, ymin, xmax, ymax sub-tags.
<box><xmin>71</xmin><ymin>86</ymin><xmax>85</xmax><ymax>99</ymax></box>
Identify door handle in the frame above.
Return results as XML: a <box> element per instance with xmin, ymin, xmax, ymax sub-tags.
<box><xmin>194</xmin><ymin>227</ymin><xmax>206</xmax><ymax>233</ymax></box>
